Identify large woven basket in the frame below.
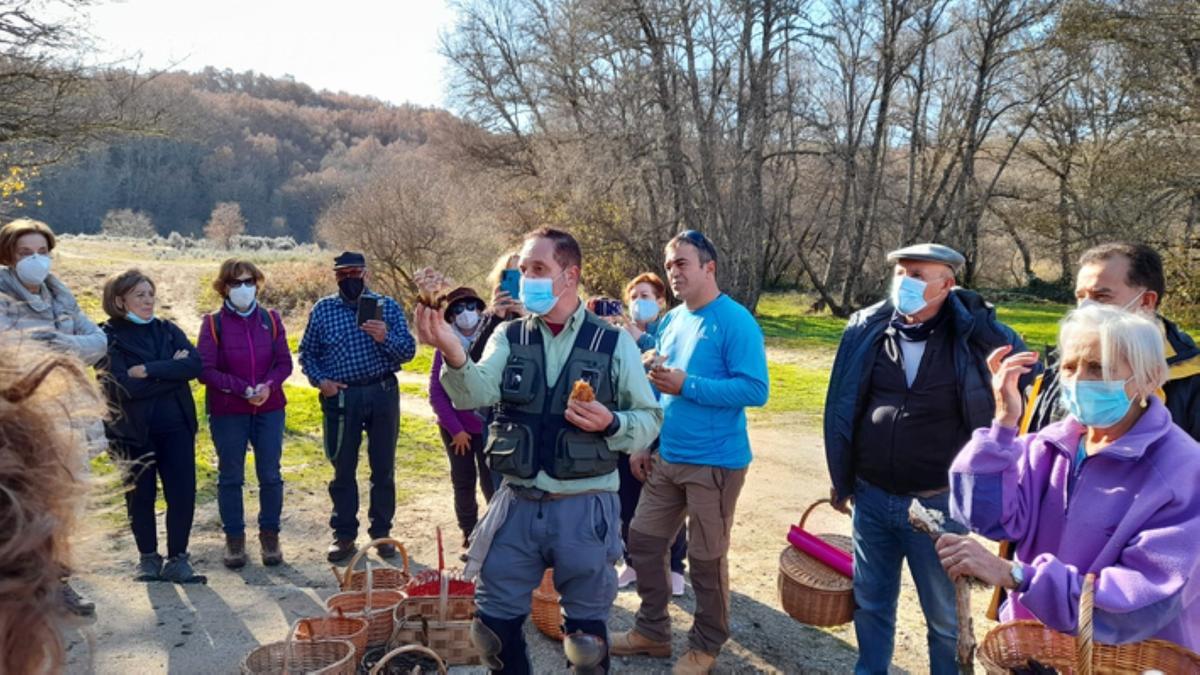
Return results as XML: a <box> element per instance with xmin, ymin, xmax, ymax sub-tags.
<box><xmin>292</xmin><ymin>611</ymin><xmax>369</xmax><ymax>662</ymax></box>
<box><xmin>241</xmin><ymin>635</ymin><xmax>355</xmax><ymax>675</ymax></box>
<box><xmin>369</xmin><ymin>644</ymin><xmax>448</xmax><ymax>674</ymax></box>
<box><xmin>778</xmin><ymin>499</ymin><xmax>854</xmax><ymax>627</ymax></box>
<box><xmin>391</xmin><ymin>574</ymin><xmax>479</xmax><ymax>666</ymax></box>
<box><xmin>979</xmin><ymin>573</ymin><xmax>1200</xmax><ymax>674</ymax></box>
<box><xmin>531</xmin><ymin>568</ymin><xmax>563</xmax><ymax>641</ymax></box>
<box><xmin>325</xmin><ymin>562</ymin><xmax>405</xmax><ymax>648</ymax></box>
<box><xmin>332</xmin><ymin>537</ymin><xmax>412</xmax><ymax>592</ymax></box>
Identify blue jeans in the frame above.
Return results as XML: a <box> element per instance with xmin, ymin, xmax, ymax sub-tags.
<box><xmin>212</xmin><ymin>409</ymin><xmax>285</xmax><ymax>535</ymax></box>
<box><xmin>852</xmin><ymin>478</ymin><xmax>965</xmax><ymax>675</ymax></box>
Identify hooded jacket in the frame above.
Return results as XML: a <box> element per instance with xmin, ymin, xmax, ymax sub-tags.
<box><xmin>99</xmin><ymin>317</ymin><xmax>202</xmax><ymax>449</ymax></box>
<box><xmin>823</xmin><ymin>288</ymin><xmax>1034</xmax><ymax>500</ymax></box>
<box><xmin>196</xmin><ymin>302</ymin><xmax>292</xmax><ymax>416</ymax></box>
<box><xmin>950</xmin><ymin>399</ymin><xmax>1200</xmax><ymax>652</ymax></box>
<box><xmin>0</xmin><ymin>269</ymin><xmax>106</xmax><ymax>365</ymax></box>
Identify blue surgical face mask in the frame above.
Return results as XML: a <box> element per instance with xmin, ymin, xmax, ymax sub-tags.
<box><xmin>631</xmin><ymin>298</ymin><xmax>660</xmax><ymax>323</ymax></box>
<box><xmin>519</xmin><ymin>273</ymin><xmax>562</xmax><ymax>316</ymax></box>
<box><xmin>126</xmin><ymin>312</ymin><xmax>154</xmax><ymax>325</ymax></box>
<box><xmin>890</xmin><ymin>275</ymin><xmax>931</xmax><ymax>316</ymax></box>
<box><xmin>1059</xmin><ymin>376</ymin><xmax>1135</xmax><ymax>428</ymax></box>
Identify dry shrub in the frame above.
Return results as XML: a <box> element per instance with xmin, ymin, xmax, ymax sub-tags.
<box><xmin>0</xmin><ymin>341</ymin><xmax>103</xmax><ymax>674</ymax></box>
<box><xmin>259</xmin><ymin>260</ymin><xmax>331</xmax><ymax>317</ymax></box>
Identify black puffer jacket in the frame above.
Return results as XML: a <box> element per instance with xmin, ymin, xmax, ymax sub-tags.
<box><xmin>98</xmin><ymin>317</ymin><xmax>202</xmax><ymax>449</ymax></box>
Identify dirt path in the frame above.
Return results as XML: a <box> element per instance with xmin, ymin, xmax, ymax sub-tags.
<box><xmin>63</xmin><ymin>402</ymin><xmax>999</xmax><ymax>674</ymax></box>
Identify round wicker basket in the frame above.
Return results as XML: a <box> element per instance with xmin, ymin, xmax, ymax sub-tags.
<box><xmin>777</xmin><ymin>499</ymin><xmax>854</xmax><ymax>627</ymax></box>
<box><xmin>979</xmin><ymin>573</ymin><xmax>1200</xmax><ymax>674</ymax></box>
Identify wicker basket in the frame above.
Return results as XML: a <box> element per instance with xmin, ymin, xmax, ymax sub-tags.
<box><xmin>531</xmin><ymin>568</ymin><xmax>563</xmax><ymax>641</ymax></box>
<box><xmin>325</xmin><ymin>562</ymin><xmax>405</xmax><ymax>648</ymax></box>
<box><xmin>391</xmin><ymin>574</ymin><xmax>479</xmax><ymax>666</ymax></box>
<box><xmin>292</xmin><ymin>610</ymin><xmax>369</xmax><ymax>662</ymax></box>
<box><xmin>332</xmin><ymin>537</ymin><xmax>412</xmax><ymax>592</ymax></box>
<box><xmin>368</xmin><ymin>644</ymin><xmax>448</xmax><ymax>675</ymax></box>
<box><xmin>979</xmin><ymin>573</ymin><xmax>1200</xmax><ymax>674</ymax></box>
<box><xmin>777</xmin><ymin>499</ymin><xmax>854</xmax><ymax>627</ymax></box>
<box><xmin>241</xmin><ymin>633</ymin><xmax>355</xmax><ymax>675</ymax></box>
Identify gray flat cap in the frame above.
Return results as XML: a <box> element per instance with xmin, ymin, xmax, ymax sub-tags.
<box><xmin>886</xmin><ymin>243</ymin><xmax>965</xmax><ymax>268</ymax></box>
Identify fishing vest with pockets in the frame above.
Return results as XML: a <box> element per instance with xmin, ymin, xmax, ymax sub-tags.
<box><xmin>485</xmin><ymin>311</ymin><xmax>620</xmax><ymax>480</ymax></box>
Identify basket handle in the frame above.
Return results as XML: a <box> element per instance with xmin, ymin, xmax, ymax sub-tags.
<box><xmin>339</xmin><ymin>537</ymin><xmax>412</xmax><ymax>590</ymax></box>
<box><xmin>438</xmin><ymin>573</ymin><xmax>450</xmax><ymax>622</ymax></box>
<box><xmin>368</xmin><ymin>644</ymin><xmax>448</xmax><ymax>675</ymax></box>
<box><xmin>798</xmin><ymin>499</ymin><xmax>844</xmax><ymax>530</ymax></box>
<box><xmin>1076</xmin><ymin>573</ymin><xmax>1095</xmax><ymax>675</ymax></box>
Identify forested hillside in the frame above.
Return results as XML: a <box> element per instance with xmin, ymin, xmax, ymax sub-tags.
<box><xmin>12</xmin><ymin>68</ymin><xmax>461</xmax><ymax>241</ymax></box>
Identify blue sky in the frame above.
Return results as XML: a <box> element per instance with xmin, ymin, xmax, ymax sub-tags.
<box><xmin>85</xmin><ymin>0</ymin><xmax>457</xmax><ymax>107</ymax></box>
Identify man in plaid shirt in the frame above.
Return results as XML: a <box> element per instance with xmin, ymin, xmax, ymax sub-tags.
<box><xmin>299</xmin><ymin>251</ymin><xmax>417</xmax><ymax>562</ymax></box>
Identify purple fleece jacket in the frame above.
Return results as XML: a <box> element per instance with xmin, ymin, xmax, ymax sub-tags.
<box><xmin>429</xmin><ymin>349</ymin><xmax>483</xmax><ymax>436</ymax></box>
<box><xmin>950</xmin><ymin>397</ymin><xmax>1200</xmax><ymax>652</ymax></box>
<box><xmin>197</xmin><ymin>303</ymin><xmax>293</xmax><ymax>416</ymax></box>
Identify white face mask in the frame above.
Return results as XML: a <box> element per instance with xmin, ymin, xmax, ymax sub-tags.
<box><xmin>455</xmin><ymin>309</ymin><xmax>481</xmax><ymax>332</ymax></box>
<box><xmin>229</xmin><ymin>285</ymin><xmax>257</xmax><ymax>311</ymax></box>
<box><xmin>1079</xmin><ymin>290</ymin><xmax>1147</xmax><ymax>315</ymax></box>
<box><xmin>15</xmin><ymin>253</ymin><xmax>51</xmax><ymax>287</ymax></box>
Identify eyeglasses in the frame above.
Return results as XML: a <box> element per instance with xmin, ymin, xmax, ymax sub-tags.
<box><xmin>449</xmin><ymin>302</ymin><xmax>484</xmax><ymax>315</ymax></box>
<box><xmin>678</xmin><ymin>230</ymin><xmax>718</xmax><ymax>262</ymax></box>
<box><xmin>228</xmin><ymin>278</ymin><xmax>256</xmax><ymax>288</ymax></box>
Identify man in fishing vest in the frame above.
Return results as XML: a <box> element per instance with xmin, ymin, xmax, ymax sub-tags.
<box><xmin>414</xmin><ymin>228</ymin><xmax>662</xmax><ymax>674</ymax></box>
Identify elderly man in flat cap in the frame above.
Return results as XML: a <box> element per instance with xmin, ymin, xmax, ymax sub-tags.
<box><xmin>299</xmin><ymin>251</ymin><xmax>417</xmax><ymax>563</ymax></box>
<box><xmin>822</xmin><ymin>243</ymin><xmax>1037</xmax><ymax>674</ymax></box>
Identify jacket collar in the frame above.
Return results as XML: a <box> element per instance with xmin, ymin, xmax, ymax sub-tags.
<box><xmin>1037</xmin><ymin>396</ymin><xmax>1172</xmax><ymax>462</ymax></box>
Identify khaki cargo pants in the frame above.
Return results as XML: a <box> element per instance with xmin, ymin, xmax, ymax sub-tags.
<box><xmin>628</xmin><ymin>453</ymin><xmax>747</xmax><ymax>655</ymax></box>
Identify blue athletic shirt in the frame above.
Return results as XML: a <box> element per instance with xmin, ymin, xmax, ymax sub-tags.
<box><xmin>654</xmin><ymin>293</ymin><xmax>769</xmax><ymax>469</ymax></box>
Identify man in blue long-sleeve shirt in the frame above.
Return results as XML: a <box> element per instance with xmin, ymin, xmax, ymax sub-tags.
<box><xmin>610</xmin><ymin>231</ymin><xmax>769</xmax><ymax>674</ymax></box>
<box><xmin>299</xmin><ymin>251</ymin><xmax>416</xmax><ymax>562</ymax></box>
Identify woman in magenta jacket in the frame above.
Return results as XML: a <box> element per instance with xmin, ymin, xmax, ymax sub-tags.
<box><xmin>197</xmin><ymin>259</ymin><xmax>293</xmax><ymax>569</ymax></box>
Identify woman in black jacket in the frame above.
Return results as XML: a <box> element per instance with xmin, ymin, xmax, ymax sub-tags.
<box><xmin>99</xmin><ymin>269</ymin><xmax>205</xmax><ymax>584</ymax></box>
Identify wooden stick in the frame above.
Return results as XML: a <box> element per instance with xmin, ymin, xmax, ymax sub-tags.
<box><xmin>908</xmin><ymin>501</ymin><xmax>976</xmax><ymax>675</ymax></box>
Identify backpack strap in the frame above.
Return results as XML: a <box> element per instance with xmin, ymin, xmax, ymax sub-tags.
<box><xmin>258</xmin><ymin>306</ymin><xmax>278</xmax><ymax>340</ymax></box>
<box><xmin>206</xmin><ymin>313</ymin><xmax>222</xmax><ymax>347</ymax></box>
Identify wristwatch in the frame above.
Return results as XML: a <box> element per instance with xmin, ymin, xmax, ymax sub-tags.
<box><xmin>603</xmin><ymin>413</ymin><xmax>622</xmax><ymax>437</ymax></box>
<box><xmin>1009</xmin><ymin>562</ymin><xmax>1026</xmax><ymax>590</ymax></box>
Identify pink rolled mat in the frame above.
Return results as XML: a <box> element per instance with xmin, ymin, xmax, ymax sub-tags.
<box><xmin>788</xmin><ymin>525</ymin><xmax>854</xmax><ymax>579</ymax></box>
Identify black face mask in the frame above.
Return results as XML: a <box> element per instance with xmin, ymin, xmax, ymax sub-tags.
<box><xmin>338</xmin><ymin>277</ymin><xmax>365</xmax><ymax>301</ymax></box>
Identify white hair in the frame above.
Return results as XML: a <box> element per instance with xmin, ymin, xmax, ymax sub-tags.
<box><xmin>1059</xmin><ymin>303</ymin><xmax>1168</xmax><ymax>399</ymax></box>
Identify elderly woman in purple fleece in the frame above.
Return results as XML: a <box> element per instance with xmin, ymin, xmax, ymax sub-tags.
<box><xmin>429</xmin><ymin>286</ymin><xmax>495</xmax><ymax>549</ymax></box>
<box><xmin>938</xmin><ymin>303</ymin><xmax>1200</xmax><ymax>652</ymax></box>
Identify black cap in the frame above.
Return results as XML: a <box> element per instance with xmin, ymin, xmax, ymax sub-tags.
<box><xmin>333</xmin><ymin>251</ymin><xmax>366</xmax><ymax>269</ymax></box>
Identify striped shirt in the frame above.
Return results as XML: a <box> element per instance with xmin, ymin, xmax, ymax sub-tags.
<box><xmin>299</xmin><ymin>292</ymin><xmax>416</xmax><ymax>385</ymax></box>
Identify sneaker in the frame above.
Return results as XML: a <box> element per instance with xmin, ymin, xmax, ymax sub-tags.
<box><xmin>223</xmin><ymin>534</ymin><xmax>248</xmax><ymax>569</ymax></box>
<box><xmin>161</xmin><ymin>553</ymin><xmax>207</xmax><ymax>585</ymax></box>
<box><xmin>671</xmin><ymin>571</ymin><xmax>686</xmax><ymax>597</ymax></box>
<box><xmin>259</xmin><ymin>531</ymin><xmax>283</xmax><ymax>567</ymax></box>
<box><xmin>134</xmin><ymin>553</ymin><xmax>163</xmax><ymax>582</ymax></box>
<box><xmin>376</xmin><ymin>543</ymin><xmax>398</xmax><ymax>559</ymax></box>
<box><xmin>61</xmin><ymin>580</ymin><xmax>96</xmax><ymax>617</ymax></box>
<box><xmin>617</xmin><ymin>565</ymin><xmax>638</xmax><ymax>589</ymax></box>
<box><xmin>326</xmin><ymin>539</ymin><xmax>356</xmax><ymax>563</ymax></box>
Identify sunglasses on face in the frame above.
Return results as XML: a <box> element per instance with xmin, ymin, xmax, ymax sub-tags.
<box><xmin>228</xmin><ymin>278</ymin><xmax>256</xmax><ymax>288</ymax></box>
<box><xmin>335</xmin><ymin>268</ymin><xmax>366</xmax><ymax>280</ymax></box>
<box><xmin>678</xmin><ymin>229</ymin><xmax>718</xmax><ymax>262</ymax></box>
<box><xmin>449</xmin><ymin>302</ymin><xmax>484</xmax><ymax>315</ymax></box>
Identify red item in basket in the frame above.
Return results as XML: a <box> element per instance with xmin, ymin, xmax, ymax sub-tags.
<box><xmin>405</xmin><ymin>526</ymin><xmax>477</xmax><ymax>597</ymax></box>
<box><xmin>788</xmin><ymin>525</ymin><xmax>854</xmax><ymax>579</ymax></box>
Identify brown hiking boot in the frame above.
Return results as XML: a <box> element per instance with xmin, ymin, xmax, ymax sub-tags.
<box><xmin>223</xmin><ymin>534</ymin><xmax>248</xmax><ymax>569</ymax></box>
<box><xmin>259</xmin><ymin>531</ymin><xmax>283</xmax><ymax>567</ymax></box>
<box><xmin>609</xmin><ymin>629</ymin><xmax>671</xmax><ymax>658</ymax></box>
<box><xmin>672</xmin><ymin>650</ymin><xmax>716</xmax><ymax>675</ymax></box>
